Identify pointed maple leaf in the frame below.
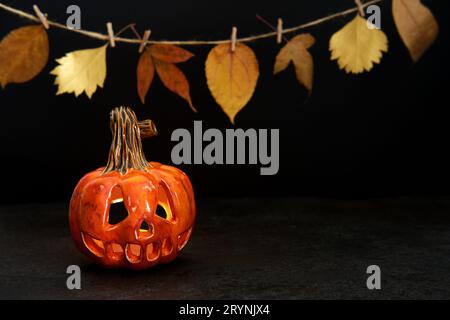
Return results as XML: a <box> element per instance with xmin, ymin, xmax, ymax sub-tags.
<box><xmin>137</xmin><ymin>51</ymin><xmax>155</xmax><ymax>104</ymax></box>
<box><xmin>274</xmin><ymin>33</ymin><xmax>315</xmax><ymax>94</ymax></box>
<box><xmin>136</xmin><ymin>44</ymin><xmax>196</xmax><ymax>112</ymax></box>
<box><xmin>154</xmin><ymin>60</ymin><xmax>194</xmax><ymax>111</ymax></box>
<box><xmin>148</xmin><ymin>44</ymin><xmax>194</xmax><ymax>63</ymax></box>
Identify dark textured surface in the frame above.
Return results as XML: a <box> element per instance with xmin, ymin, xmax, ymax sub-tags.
<box><xmin>1</xmin><ymin>197</ymin><xmax>450</xmax><ymax>299</ymax></box>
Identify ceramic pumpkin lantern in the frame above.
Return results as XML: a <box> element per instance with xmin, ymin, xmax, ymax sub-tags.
<box><xmin>69</xmin><ymin>107</ymin><xmax>196</xmax><ymax>270</ymax></box>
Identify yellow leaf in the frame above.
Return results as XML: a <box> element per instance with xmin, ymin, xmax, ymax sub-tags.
<box><xmin>0</xmin><ymin>25</ymin><xmax>49</xmax><ymax>88</ymax></box>
<box><xmin>393</xmin><ymin>0</ymin><xmax>439</xmax><ymax>62</ymax></box>
<box><xmin>50</xmin><ymin>44</ymin><xmax>108</xmax><ymax>98</ymax></box>
<box><xmin>330</xmin><ymin>15</ymin><xmax>388</xmax><ymax>74</ymax></box>
<box><xmin>274</xmin><ymin>34</ymin><xmax>315</xmax><ymax>94</ymax></box>
<box><xmin>205</xmin><ymin>43</ymin><xmax>259</xmax><ymax>124</ymax></box>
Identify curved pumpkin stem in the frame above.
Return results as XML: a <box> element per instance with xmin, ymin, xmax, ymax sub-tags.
<box><xmin>102</xmin><ymin>106</ymin><xmax>157</xmax><ymax>175</ymax></box>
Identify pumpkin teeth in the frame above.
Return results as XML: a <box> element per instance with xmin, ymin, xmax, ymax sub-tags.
<box><xmin>161</xmin><ymin>238</ymin><xmax>174</xmax><ymax>256</ymax></box>
<box><xmin>146</xmin><ymin>242</ymin><xmax>160</xmax><ymax>261</ymax></box>
<box><xmin>81</xmin><ymin>232</ymin><xmax>105</xmax><ymax>257</ymax></box>
<box><xmin>177</xmin><ymin>228</ymin><xmax>192</xmax><ymax>251</ymax></box>
<box><xmin>105</xmin><ymin>242</ymin><xmax>124</xmax><ymax>261</ymax></box>
<box><xmin>125</xmin><ymin>243</ymin><xmax>142</xmax><ymax>264</ymax></box>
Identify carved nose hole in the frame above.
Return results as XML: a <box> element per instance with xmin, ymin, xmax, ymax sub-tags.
<box><xmin>138</xmin><ymin>220</ymin><xmax>153</xmax><ymax>239</ymax></box>
<box><xmin>140</xmin><ymin>220</ymin><xmax>150</xmax><ymax>231</ymax></box>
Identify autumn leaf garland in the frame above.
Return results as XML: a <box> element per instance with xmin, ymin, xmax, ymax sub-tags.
<box><xmin>0</xmin><ymin>0</ymin><xmax>440</xmax><ymax>123</ymax></box>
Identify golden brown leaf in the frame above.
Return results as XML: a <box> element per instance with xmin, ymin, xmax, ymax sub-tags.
<box><xmin>148</xmin><ymin>44</ymin><xmax>194</xmax><ymax>63</ymax></box>
<box><xmin>274</xmin><ymin>34</ymin><xmax>315</xmax><ymax>93</ymax></box>
<box><xmin>0</xmin><ymin>25</ymin><xmax>49</xmax><ymax>88</ymax></box>
<box><xmin>155</xmin><ymin>60</ymin><xmax>196</xmax><ymax>112</ymax></box>
<box><xmin>393</xmin><ymin>0</ymin><xmax>439</xmax><ymax>62</ymax></box>
<box><xmin>137</xmin><ymin>51</ymin><xmax>155</xmax><ymax>104</ymax></box>
<box><xmin>330</xmin><ymin>15</ymin><xmax>388</xmax><ymax>74</ymax></box>
<box><xmin>205</xmin><ymin>43</ymin><xmax>259</xmax><ymax>124</ymax></box>
<box><xmin>50</xmin><ymin>44</ymin><xmax>108</xmax><ymax>98</ymax></box>
<box><xmin>136</xmin><ymin>45</ymin><xmax>195</xmax><ymax>111</ymax></box>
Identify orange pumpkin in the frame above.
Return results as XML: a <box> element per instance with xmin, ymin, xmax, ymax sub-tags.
<box><xmin>69</xmin><ymin>107</ymin><xmax>196</xmax><ymax>270</ymax></box>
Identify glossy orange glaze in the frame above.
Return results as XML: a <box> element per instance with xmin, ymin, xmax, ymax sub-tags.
<box><xmin>69</xmin><ymin>162</ymin><xmax>196</xmax><ymax>270</ymax></box>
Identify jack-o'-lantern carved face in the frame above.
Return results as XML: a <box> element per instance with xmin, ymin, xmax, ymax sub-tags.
<box><xmin>69</xmin><ymin>107</ymin><xmax>196</xmax><ymax>270</ymax></box>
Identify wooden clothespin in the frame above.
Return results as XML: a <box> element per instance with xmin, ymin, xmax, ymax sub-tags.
<box><xmin>230</xmin><ymin>26</ymin><xmax>237</xmax><ymax>52</ymax></box>
<box><xmin>33</xmin><ymin>5</ymin><xmax>49</xmax><ymax>29</ymax></box>
<box><xmin>354</xmin><ymin>0</ymin><xmax>365</xmax><ymax>17</ymax></box>
<box><xmin>106</xmin><ymin>22</ymin><xmax>115</xmax><ymax>47</ymax></box>
<box><xmin>277</xmin><ymin>18</ymin><xmax>283</xmax><ymax>44</ymax></box>
<box><xmin>139</xmin><ymin>30</ymin><xmax>151</xmax><ymax>53</ymax></box>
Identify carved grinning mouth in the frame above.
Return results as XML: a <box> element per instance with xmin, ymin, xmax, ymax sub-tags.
<box><xmin>80</xmin><ymin>228</ymin><xmax>192</xmax><ymax>264</ymax></box>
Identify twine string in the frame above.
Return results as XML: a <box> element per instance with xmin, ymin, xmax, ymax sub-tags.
<box><xmin>0</xmin><ymin>1</ymin><xmax>382</xmax><ymax>46</ymax></box>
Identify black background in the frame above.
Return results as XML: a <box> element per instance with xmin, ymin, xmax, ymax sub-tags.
<box><xmin>0</xmin><ymin>0</ymin><xmax>449</xmax><ymax>204</ymax></box>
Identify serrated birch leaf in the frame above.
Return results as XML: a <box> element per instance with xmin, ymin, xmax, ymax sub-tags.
<box><xmin>50</xmin><ymin>44</ymin><xmax>108</xmax><ymax>98</ymax></box>
<box><xmin>393</xmin><ymin>0</ymin><xmax>439</xmax><ymax>62</ymax></box>
<box><xmin>0</xmin><ymin>25</ymin><xmax>49</xmax><ymax>88</ymax></box>
<box><xmin>330</xmin><ymin>15</ymin><xmax>388</xmax><ymax>74</ymax></box>
<box><xmin>205</xmin><ymin>43</ymin><xmax>259</xmax><ymax>124</ymax></box>
<box><xmin>274</xmin><ymin>33</ymin><xmax>315</xmax><ymax>93</ymax></box>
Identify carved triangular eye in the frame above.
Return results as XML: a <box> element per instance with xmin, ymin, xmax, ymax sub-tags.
<box><xmin>109</xmin><ymin>199</ymin><xmax>128</xmax><ymax>224</ymax></box>
<box><xmin>108</xmin><ymin>187</ymin><xmax>128</xmax><ymax>225</ymax></box>
<box><xmin>156</xmin><ymin>184</ymin><xmax>174</xmax><ymax>221</ymax></box>
<box><xmin>155</xmin><ymin>205</ymin><xmax>167</xmax><ymax>219</ymax></box>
